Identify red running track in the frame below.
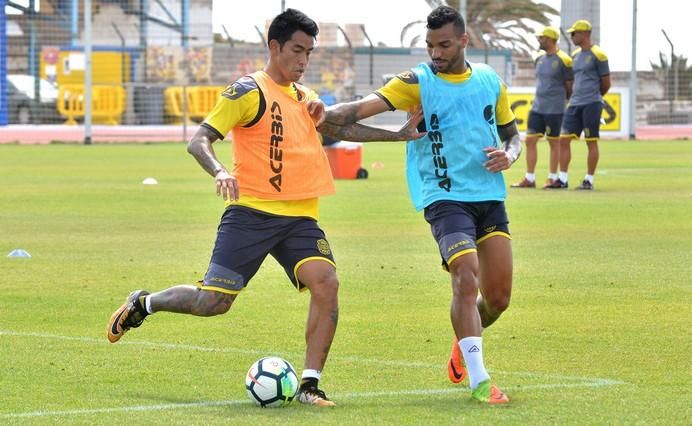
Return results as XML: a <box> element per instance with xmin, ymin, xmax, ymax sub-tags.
<box><xmin>1</xmin><ymin>124</ymin><xmax>691</xmax><ymax>144</ymax></box>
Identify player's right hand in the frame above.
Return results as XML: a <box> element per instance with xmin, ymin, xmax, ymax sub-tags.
<box><xmin>215</xmin><ymin>170</ymin><xmax>239</xmax><ymax>201</ymax></box>
<box><xmin>400</xmin><ymin>107</ymin><xmax>427</xmax><ymax>140</ymax></box>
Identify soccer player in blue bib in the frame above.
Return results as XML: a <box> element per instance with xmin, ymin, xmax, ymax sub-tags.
<box><xmin>556</xmin><ymin>19</ymin><xmax>611</xmax><ymax>190</ymax></box>
<box><xmin>325</xmin><ymin>6</ymin><xmax>521</xmax><ymax>404</ymax></box>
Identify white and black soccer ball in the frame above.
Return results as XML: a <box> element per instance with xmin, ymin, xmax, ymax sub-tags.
<box><xmin>245</xmin><ymin>356</ymin><xmax>299</xmax><ymax>408</ymax></box>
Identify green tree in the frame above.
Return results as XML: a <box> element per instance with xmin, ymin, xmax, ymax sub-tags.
<box><xmin>651</xmin><ymin>52</ymin><xmax>692</xmax><ymax>100</ymax></box>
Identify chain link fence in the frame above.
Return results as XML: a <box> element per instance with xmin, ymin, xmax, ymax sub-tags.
<box><xmin>1</xmin><ymin>0</ymin><xmax>690</xmax><ymax>141</ymax></box>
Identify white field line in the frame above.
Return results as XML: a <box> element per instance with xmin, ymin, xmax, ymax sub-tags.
<box><xmin>0</xmin><ymin>381</ymin><xmax>625</xmax><ymax>420</ymax></box>
<box><xmin>0</xmin><ymin>329</ymin><xmax>627</xmax><ymax>419</ymax></box>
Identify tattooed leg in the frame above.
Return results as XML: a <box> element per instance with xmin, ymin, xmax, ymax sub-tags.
<box><xmin>298</xmin><ymin>261</ymin><xmax>340</xmax><ymax>371</ymax></box>
<box><xmin>149</xmin><ymin>285</ymin><xmax>235</xmax><ymax>316</ymax></box>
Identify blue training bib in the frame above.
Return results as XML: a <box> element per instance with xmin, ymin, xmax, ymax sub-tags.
<box><xmin>406</xmin><ymin>62</ymin><xmax>507</xmax><ymax>211</ymax></box>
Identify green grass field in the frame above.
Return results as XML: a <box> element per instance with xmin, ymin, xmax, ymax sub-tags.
<box><xmin>1</xmin><ymin>140</ymin><xmax>690</xmax><ymax>424</ymax></box>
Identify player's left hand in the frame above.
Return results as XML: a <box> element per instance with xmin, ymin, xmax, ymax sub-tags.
<box><xmin>483</xmin><ymin>147</ymin><xmax>515</xmax><ymax>172</ymax></box>
<box><xmin>306</xmin><ymin>99</ymin><xmax>327</xmax><ymax>127</ymax></box>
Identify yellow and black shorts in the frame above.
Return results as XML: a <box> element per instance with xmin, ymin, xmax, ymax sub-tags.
<box><xmin>201</xmin><ymin>205</ymin><xmax>336</xmax><ymax>294</ymax></box>
<box><xmin>423</xmin><ymin>200</ymin><xmax>511</xmax><ymax>271</ymax></box>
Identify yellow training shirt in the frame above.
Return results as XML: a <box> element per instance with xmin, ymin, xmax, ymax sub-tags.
<box><xmin>376</xmin><ymin>64</ymin><xmax>515</xmax><ymax>126</ymax></box>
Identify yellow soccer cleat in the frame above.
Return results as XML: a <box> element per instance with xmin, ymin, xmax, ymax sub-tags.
<box><xmin>107</xmin><ymin>290</ymin><xmax>149</xmax><ymax>343</ymax></box>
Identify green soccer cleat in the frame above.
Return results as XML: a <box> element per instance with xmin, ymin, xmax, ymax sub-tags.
<box><xmin>471</xmin><ymin>379</ymin><xmax>510</xmax><ymax>404</ymax></box>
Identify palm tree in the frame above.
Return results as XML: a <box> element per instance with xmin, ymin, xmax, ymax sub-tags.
<box><xmin>402</xmin><ymin>0</ymin><xmax>558</xmax><ymax>56</ymax></box>
<box><xmin>651</xmin><ymin>52</ymin><xmax>692</xmax><ymax>101</ymax></box>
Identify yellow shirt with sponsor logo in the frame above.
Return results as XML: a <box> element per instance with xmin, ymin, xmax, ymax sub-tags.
<box><xmin>375</xmin><ymin>65</ymin><xmax>515</xmax><ymax>126</ymax></box>
<box><xmin>203</xmin><ymin>75</ymin><xmax>322</xmax><ymax>220</ymax></box>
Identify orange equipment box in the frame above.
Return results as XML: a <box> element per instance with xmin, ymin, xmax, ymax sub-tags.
<box><xmin>324</xmin><ymin>142</ymin><xmax>367</xmax><ymax>179</ymax></box>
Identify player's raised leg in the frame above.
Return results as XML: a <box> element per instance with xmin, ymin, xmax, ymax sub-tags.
<box><xmin>296</xmin><ymin>259</ymin><xmax>339</xmax><ymax>407</ymax></box>
<box><xmin>107</xmin><ymin>286</ymin><xmax>236</xmax><ymax>343</ymax></box>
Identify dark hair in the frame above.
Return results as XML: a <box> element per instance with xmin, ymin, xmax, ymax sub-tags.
<box><xmin>267</xmin><ymin>8</ymin><xmax>319</xmax><ymax>48</ymax></box>
<box><xmin>426</xmin><ymin>6</ymin><xmax>465</xmax><ymax>35</ymax></box>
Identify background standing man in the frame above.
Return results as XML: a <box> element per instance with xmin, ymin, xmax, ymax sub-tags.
<box><xmin>512</xmin><ymin>26</ymin><xmax>573</xmax><ymax>189</ymax></box>
<box><xmin>553</xmin><ymin>19</ymin><xmax>610</xmax><ymax>190</ymax></box>
<box><xmin>325</xmin><ymin>6</ymin><xmax>520</xmax><ymax>404</ymax></box>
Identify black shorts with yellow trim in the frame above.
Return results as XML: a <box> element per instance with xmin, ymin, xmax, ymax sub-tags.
<box><xmin>527</xmin><ymin>111</ymin><xmax>563</xmax><ymax>139</ymax></box>
<box><xmin>200</xmin><ymin>205</ymin><xmax>336</xmax><ymax>294</ymax></box>
<box><xmin>560</xmin><ymin>101</ymin><xmax>603</xmax><ymax>141</ymax></box>
<box><xmin>423</xmin><ymin>200</ymin><xmax>511</xmax><ymax>271</ymax></box>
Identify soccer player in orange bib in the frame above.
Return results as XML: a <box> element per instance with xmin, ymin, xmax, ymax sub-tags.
<box><xmin>106</xmin><ymin>9</ymin><xmax>423</xmax><ymax>407</ymax></box>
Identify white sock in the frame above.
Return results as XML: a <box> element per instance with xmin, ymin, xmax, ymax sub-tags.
<box><xmin>459</xmin><ymin>336</ymin><xmax>490</xmax><ymax>389</ymax></box>
<box><xmin>301</xmin><ymin>369</ymin><xmax>321</xmax><ymax>381</ymax></box>
<box><xmin>525</xmin><ymin>172</ymin><xmax>535</xmax><ymax>182</ymax></box>
<box><xmin>585</xmin><ymin>174</ymin><xmax>594</xmax><ymax>184</ymax></box>
<box><xmin>548</xmin><ymin>173</ymin><xmax>558</xmax><ymax>181</ymax></box>
<box><xmin>559</xmin><ymin>171</ymin><xmax>568</xmax><ymax>183</ymax></box>
<box><xmin>144</xmin><ymin>296</ymin><xmax>154</xmax><ymax>314</ymax></box>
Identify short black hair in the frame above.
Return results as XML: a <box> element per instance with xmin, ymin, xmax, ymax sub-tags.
<box><xmin>267</xmin><ymin>8</ymin><xmax>319</xmax><ymax>48</ymax></box>
<box><xmin>426</xmin><ymin>6</ymin><xmax>465</xmax><ymax>35</ymax></box>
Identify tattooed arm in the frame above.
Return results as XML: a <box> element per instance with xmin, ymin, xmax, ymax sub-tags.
<box><xmin>187</xmin><ymin>125</ymin><xmax>239</xmax><ymax>201</ymax></box>
<box><xmin>318</xmin><ymin>108</ymin><xmax>425</xmax><ymax>142</ymax></box>
<box><xmin>186</xmin><ymin>125</ymin><xmax>224</xmax><ymax>176</ymax></box>
<box><xmin>324</xmin><ymin>93</ymin><xmax>392</xmax><ymax>125</ymax></box>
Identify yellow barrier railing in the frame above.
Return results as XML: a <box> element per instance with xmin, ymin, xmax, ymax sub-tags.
<box><xmin>164</xmin><ymin>86</ymin><xmax>224</xmax><ymax>123</ymax></box>
<box><xmin>57</xmin><ymin>85</ymin><xmax>126</xmax><ymax>125</ymax></box>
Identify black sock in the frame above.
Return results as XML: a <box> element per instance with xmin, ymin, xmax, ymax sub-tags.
<box><xmin>300</xmin><ymin>377</ymin><xmax>318</xmax><ymax>390</ymax></box>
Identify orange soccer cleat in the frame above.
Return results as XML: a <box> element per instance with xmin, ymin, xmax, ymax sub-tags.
<box><xmin>447</xmin><ymin>339</ymin><xmax>468</xmax><ymax>384</ymax></box>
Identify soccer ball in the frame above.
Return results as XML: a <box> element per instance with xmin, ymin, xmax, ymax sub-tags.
<box><xmin>245</xmin><ymin>356</ymin><xmax>299</xmax><ymax>408</ymax></box>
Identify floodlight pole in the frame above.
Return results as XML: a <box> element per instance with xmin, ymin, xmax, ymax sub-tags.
<box><xmin>84</xmin><ymin>0</ymin><xmax>93</xmax><ymax>144</ymax></box>
<box><xmin>628</xmin><ymin>0</ymin><xmax>637</xmax><ymax>139</ymax></box>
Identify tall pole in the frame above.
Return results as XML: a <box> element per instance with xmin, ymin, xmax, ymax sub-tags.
<box><xmin>482</xmin><ymin>34</ymin><xmax>490</xmax><ymax>64</ymax></box>
<box><xmin>361</xmin><ymin>25</ymin><xmax>374</xmax><ymax>86</ymax></box>
<box><xmin>70</xmin><ymin>0</ymin><xmax>78</xmax><ymax>46</ymax></box>
<box><xmin>458</xmin><ymin>0</ymin><xmax>467</xmax><ymax>23</ymax></box>
<box><xmin>0</xmin><ymin>0</ymin><xmax>8</xmax><ymax>126</ymax></box>
<box><xmin>628</xmin><ymin>0</ymin><xmax>637</xmax><ymax>139</ymax></box>
<box><xmin>140</xmin><ymin>0</ymin><xmax>148</xmax><ymax>81</ymax></box>
<box><xmin>181</xmin><ymin>0</ymin><xmax>190</xmax><ymax>143</ymax></box>
<box><xmin>661</xmin><ymin>29</ymin><xmax>674</xmax><ymax>117</ymax></box>
<box><xmin>84</xmin><ymin>0</ymin><xmax>92</xmax><ymax>144</ymax></box>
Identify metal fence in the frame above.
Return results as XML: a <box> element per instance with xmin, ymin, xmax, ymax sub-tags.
<box><xmin>1</xmin><ymin>0</ymin><xmax>691</xmax><ymax>141</ymax></box>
